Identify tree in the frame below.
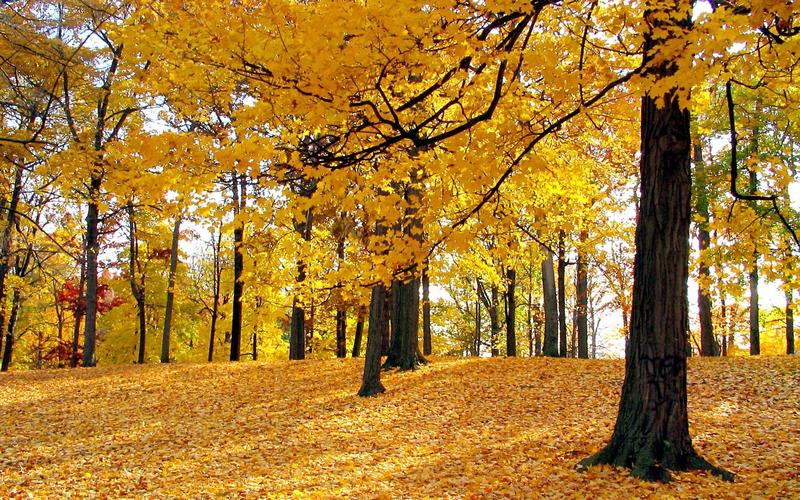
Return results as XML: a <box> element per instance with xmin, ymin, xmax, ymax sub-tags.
<box><xmin>161</xmin><ymin>216</ymin><xmax>181</xmax><ymax>363</ymax></box>
<box><xmin>694</xmin><ymin>143</ymin><xmax>720</xmax><ymax>356</ymax></box>
<box><xmin>505</xmin><ymin>268</ymin><xmax>517</xmax><ymax>356</ymax></box>
<box><xmin>579</xmin><ymin>1</ymin><xmax>731</xmax><ymax>482</ymax></box>
<box><xmin>541</xmin><ymin>252</ymin><xmax>559</xmax><ymax>357</ymax></box>
<box><xmin>575</xmin><ymin>231</ymin><xmax>589</xmax><ymax>359</ymax></box>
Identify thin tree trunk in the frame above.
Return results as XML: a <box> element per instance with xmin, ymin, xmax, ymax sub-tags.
<box><xmin>474</xmin><ymin>280</ymin><xmax>481</xmax><ymax>356</ymax></box>
<box><xmin>749</xmin><ymin>253</ymin><xmax>759</xmax><ymax>355</ymax></box>
<box><xmin>489</xmin><ymin>285</ymin><xmax>500</xmax><ymax>356</ymax></box>
<box><xmin>576</xmin><ymin>232</ymin><xmax>589</xmax><ymax>359</ymax></box>
<box><xmin>695</xmin><ymin>144</ymin><xmax>719</xmax><ymax>356</ymax></box>
<box><xmin>335</xmin><ymin>236</ymin><xmax>347</xmax><ymax>358</ymax></box>
<box><xmin>506</xmin><ymin>268</ymin><xmax>517</xmax><ymax>356</ymax></box>
<box><xmin>352</xmin><ymin>310</ymin><xmax>365</xmax><ymax>357</ymax></box>
<box><xmin>289</xmin><ymin>208</ymin><xmax>312</xmax><ymax>360</ymax></box>
<box><xmin>127</xmin><ymin>203</ymin><xmax>147</xmax><ymax>365</ymax></box>
<box><xmin>358</xmin><ymin>284</ymin><xmax>386</xmax><ymax>396</ymax></box>
<box><xmin>422</xmin><ymin>262</ymin><xmax>432</xmax><ymax>356</ymax></box>
<box><xmin>542</xmin><ymin>253</ymin><xmax>559</xmax><ymax>357</ymax></box>
<box><xmin>208</xmin><ymin>225</ymin><xmax>222</xmax><ymax>362</ymax></box>
<box><xmin>787</xmin><ymin>288</ymin><xmax>795</xmax><ymax>355</ymax></box>
<box><xmin>527</xmin><ymin>264</ymin><xmax>534</xmax><ymax>357</ymax></box>
<box><xmin>381</xmin><ymin>285</ymin><xmax>392</xmax><ymax>356</ymax></box>
<box><xmin>161</xmin><ymin>217</ymin><xmax>181</xmax><ymax>363</ymax></box>
<box><xmin>580</xmin><ymin>9</ymin><xmax>731</xmax><ymax>481</ymax></box>
<box><xmin>70</xmin><ymin>261</ymin><xmax>86</xmax><ymax>367</ymax></box>
<box><xmin>82</xmin><ymin>177</ymin><xmax>102</xmax><ymax>367</ymax></box>
<box><xmin>1</xmin><ymin>290</ymin><xmax>21</xmax><ymax>371</ymax></box>
<box><xmin>720</xmin><ymin>296</ymin><xmax>728</xmax><ymax>356</ymax></box>
<box><xmin>230</xmin><ymin>173</ymin><xmax>245</xmax><ymax>361</ymax></box>
<box><xmin>335</xmin><ymin>309</ymin><xmax>347</xmax><ymax>358</ymax></box>
<box><xmin>0</xmin><ymin>164</ymin><xmax>23</xmax><ymax>371</ymax></box>
<box><xmin>557</xmin><ymin>231</ymin><xmax>568</xmax><ymax>357</ymax></box>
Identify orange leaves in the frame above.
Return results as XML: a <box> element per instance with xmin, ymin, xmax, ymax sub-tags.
<box><xmin>1</xmin><ymin>356</ymin><xmax>798</xmax><ymax>497</ymax></box>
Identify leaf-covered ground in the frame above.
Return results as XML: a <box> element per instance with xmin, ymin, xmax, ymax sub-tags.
<box><xmin>1</xmin><ymin>356</ymin><xmax>798</xmax><ymax>498</ymax></box>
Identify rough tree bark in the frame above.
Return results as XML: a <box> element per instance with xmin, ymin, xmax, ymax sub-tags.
<box><xmin>383</xmin><ymin>276</ymin><xmax>424</xmax><ymax>369</ymax></box>
<box><xmin>161</xmin><ymin>217</ymin><xmax>181</xmax><ymax>363</ymax></box>
<box><xmin>382</xmin><ymin>180</ymin><xmax>425</xmax><ymax>370</ymax></box>
<box><xmin>579</xmin><ymin>3</ymin><xmax>732</xmax><ymax>482</ymax></box>
<box><xmin>542</xmin><ymin>253</ymin><xmax>559</xmax><ymax>357</ymax></box>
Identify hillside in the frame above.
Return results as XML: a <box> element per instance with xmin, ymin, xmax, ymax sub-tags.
<box><xmin>1</xmin><ymin>356</ymin><xmax>798</xmax><ymax>498</ymax></box>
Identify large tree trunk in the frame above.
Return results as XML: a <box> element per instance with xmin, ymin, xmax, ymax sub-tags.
<box><xmin>161</xmin><ymin>217</ymin><xmax>181</xmax><ymax>363</ymax></box>
<box><xmin>576</xmin><ymin>232</ymin><xmax>589</xmax><ymax>359</ymax></box>
<box><xmin>557</xmin><ymin>232</ymin><xmax>568</xmax><ymax>357</ymax></box>
<box><xmin>694</xmin><ymin>144</ymin><xmax>719</xmax><ymax>356</ymax></box>
<box><xmin>422</xmin><ymin>263</ymin><xmax>432</xmax><ymax>356</ymax></box>
<box><xmin>506</xmin><ymin>268</ymin><xmax>517</xmax><ymax>356</ymax></box>
<box><xmin>358</xmin><ymin>284</ymin><xmax>386</xmax><ymax>396</ymax></box>
<box><xmin>580</xmin><ymin>7</ymin><xmax>731</xmax><ymax>481</ymax></box>
<box><xmin>542</xmin><ymin>253</ymin><xmax>559</xmax><ymax>357</ymax></box>
<box><xmin>383</xmin><ymin>276</ymin><xmax>423</xmax><ymax>369</ymax></box>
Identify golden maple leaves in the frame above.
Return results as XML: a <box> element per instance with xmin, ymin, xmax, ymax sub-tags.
<box><xmin>1</xmin><ymin>355</ymin><xmax>798</xmax><ymax>497</ymax></box>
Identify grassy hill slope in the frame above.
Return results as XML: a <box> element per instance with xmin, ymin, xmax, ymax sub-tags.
<box><xmin>1</xmin><ymin>356</ymin><xmax>798</xmax><ymax>498</ymax></box>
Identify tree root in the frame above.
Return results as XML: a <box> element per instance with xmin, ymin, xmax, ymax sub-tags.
<box><xmin>577</xmin><ymin>447</ymin><xmax>734</xmax><ymax>483</ymax></box>
<box><xmin>357</xmin><ymin>381</ymin><xmax>385</xmax><ymax>397</ymax></box>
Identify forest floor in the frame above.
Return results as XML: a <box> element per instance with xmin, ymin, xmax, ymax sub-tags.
<box><xmin>1</xmin><ymin>356</ymin><xmax>798</xmax><ymax>498</ymax></box>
